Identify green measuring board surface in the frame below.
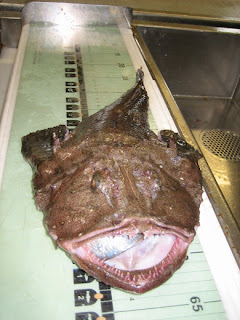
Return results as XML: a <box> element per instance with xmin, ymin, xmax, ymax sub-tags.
<box><xmin>0</xmin><ymin>23</ymin><xmax>226</xmax><ymax>320</ymax></box>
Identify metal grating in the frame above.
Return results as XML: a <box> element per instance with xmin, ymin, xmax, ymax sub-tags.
<box><xmin>201</xmin><ymin>129</ymin><xmax>240</xmax><ymax>161</ymax></box>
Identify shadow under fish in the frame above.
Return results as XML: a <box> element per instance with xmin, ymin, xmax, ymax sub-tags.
<box><xmin>21</xmin><ymin>69</ymin><xmax>202</xmax><ymax>293</ymax></box>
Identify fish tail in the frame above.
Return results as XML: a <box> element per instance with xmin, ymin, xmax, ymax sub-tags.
<box><xmin>136</xmin><ymin>68</ymin><xmax>144</xmax><ymax>82</ymax></box>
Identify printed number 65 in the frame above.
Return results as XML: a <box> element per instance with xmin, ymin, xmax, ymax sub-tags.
<box><xmin>190</xmin><ymin>296</ymin><xmax>204</xmax><ymax>312</ymax></box>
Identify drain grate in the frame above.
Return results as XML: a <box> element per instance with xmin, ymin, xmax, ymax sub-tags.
<box><xmin>201</xmin><ymin>129</ymin><xmax>240</xmax><ymax>161</ymax></box>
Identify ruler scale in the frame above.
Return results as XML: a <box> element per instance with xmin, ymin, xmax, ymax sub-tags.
<box><xmin>0</xmin><ymin>3</ymin><xmax>232</xmax><ymax>320</ymax></box>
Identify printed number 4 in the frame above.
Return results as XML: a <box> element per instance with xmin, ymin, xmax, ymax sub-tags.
<box><xmin>190</xmin><ymin>296</ymin><xmax>204</xmax><ymax>312</ymax></box>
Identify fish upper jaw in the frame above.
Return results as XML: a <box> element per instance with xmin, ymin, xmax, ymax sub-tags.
<box><xmin>58</xmin><ymin>218</ymin><xmax>195</xmax><ymax>293</ymax></box>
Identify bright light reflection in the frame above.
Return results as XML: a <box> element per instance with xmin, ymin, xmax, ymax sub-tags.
<box><xmin>56</xmin><ymin>24</ymin><xmax>76</xmax><ymax>47</ymax></box>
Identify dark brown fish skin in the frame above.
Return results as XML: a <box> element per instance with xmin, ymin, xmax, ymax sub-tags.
<box><xmin>21</xmin><ymin>70</ymin><xmax>202</xmax><ymax>293</ymax></box>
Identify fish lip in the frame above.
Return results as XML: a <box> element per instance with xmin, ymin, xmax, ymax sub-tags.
<box><xmin>60</xmin><ymin>217</ymin><xmax>195</xmax><ymax>249</ymax></box>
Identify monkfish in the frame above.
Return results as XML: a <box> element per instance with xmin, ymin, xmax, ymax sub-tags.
<box><xmin>22</xmin><ymin>69</ymin><xmax>202</xmax><ymax>293</ymax></box>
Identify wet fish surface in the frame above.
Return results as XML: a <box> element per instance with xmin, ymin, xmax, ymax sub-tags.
<box><xmin>22</xmin><ymin>69</ymin><xmax>203</xmax><ymax>293</ymax></box>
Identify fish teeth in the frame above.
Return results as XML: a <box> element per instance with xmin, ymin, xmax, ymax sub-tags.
<box><xmin>141</xmin><ymin>273</ymin><xmax>147</xmax><ymax>280</ymax></box>
<box><xmin>125</xmin><ymin>272</ymin><xmax>130</xmax><ymax>281</ymax></box>
<box><xmin>138</xmin><ymin>273</ymin><xmax>143</xmax><ymax>281</ymax></box>
<box><xmin>105</xmin><ymin>264</ymin><xmax>111</xmax><ymax>271</ymax></box>
<box><xmin>109</xmin><ymin>266</ymin><xmax>115</xmax><ymax>273</ymax></box>
<box><xmin>147</xmin><ymin>270</ymin><xmax>152</xmax><ymax>280</ymax></box>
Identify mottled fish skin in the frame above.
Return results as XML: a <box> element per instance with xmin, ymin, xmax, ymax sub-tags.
<box><xmin>21</xmin><ymin>69</ymin><xmax>203</xmax><ymax>293</ymax></box>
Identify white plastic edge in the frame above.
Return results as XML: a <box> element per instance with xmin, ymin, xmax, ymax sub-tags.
<box><xmin>197</xmin><ymin>191</ymin><xmax>240</xmax><ymax>320</ymax></box>
<box><xmin>0</xmin><ymin>24</ymin><xmax>30</xmax><ymax>189</ymax></box>
<box><xmin>120</xmin><ymin>27</ymin><xmax>240</xmax><ymax>320</ymax></box>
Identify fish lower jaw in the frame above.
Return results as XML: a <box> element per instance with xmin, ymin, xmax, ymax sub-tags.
<box><xmin>70</xmin><ymin>231</ymin><xmax>190</xmax><ymax>293</ymax></box>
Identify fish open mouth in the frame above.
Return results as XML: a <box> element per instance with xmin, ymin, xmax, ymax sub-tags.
<box><xmin>76</xmin><ymin>232</ymin><xmax>180</xmax><ymax>270</ymax></box>
<box><xmin>60</xmin><ymin>219</ymin><xmax>194</xmax><ymax>293</ymax></box>
<box><xmin>98</xmin><ymin>233</ymin><xmax>177</xmax><ymax>270</ymax></box>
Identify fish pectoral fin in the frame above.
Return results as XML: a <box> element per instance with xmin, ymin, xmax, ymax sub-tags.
<box><xmin>21</xmin><ymin>125</ymin><xmax>69</xmax><ymax>167</ymax></box>
<box><xmin>159</xmin><ymin>130</ymin><xmax>202</xmax><ymax>163</ymax></box>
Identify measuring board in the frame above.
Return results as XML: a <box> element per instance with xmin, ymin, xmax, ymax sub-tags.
<box><xmin>0</xmin><ymin>3</ymin><xmax>228</xmax><ymax>320</ymax></box>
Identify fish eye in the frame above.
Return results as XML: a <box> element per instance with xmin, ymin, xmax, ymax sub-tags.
<box><xmin>91</xmin><ymin>172</ymin><xmax>102</xmax><ymax>191</ymax></box>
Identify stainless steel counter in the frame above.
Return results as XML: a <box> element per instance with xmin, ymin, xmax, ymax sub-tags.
<box><xmin>133</xmin><ymin>20</ymin><xmax>240</xmax><ymax>267</ymax></box>
<box><xmin>2</xmin><ymin>0</ymin><xmax>240</xmax><ymax>22</ymax></box>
